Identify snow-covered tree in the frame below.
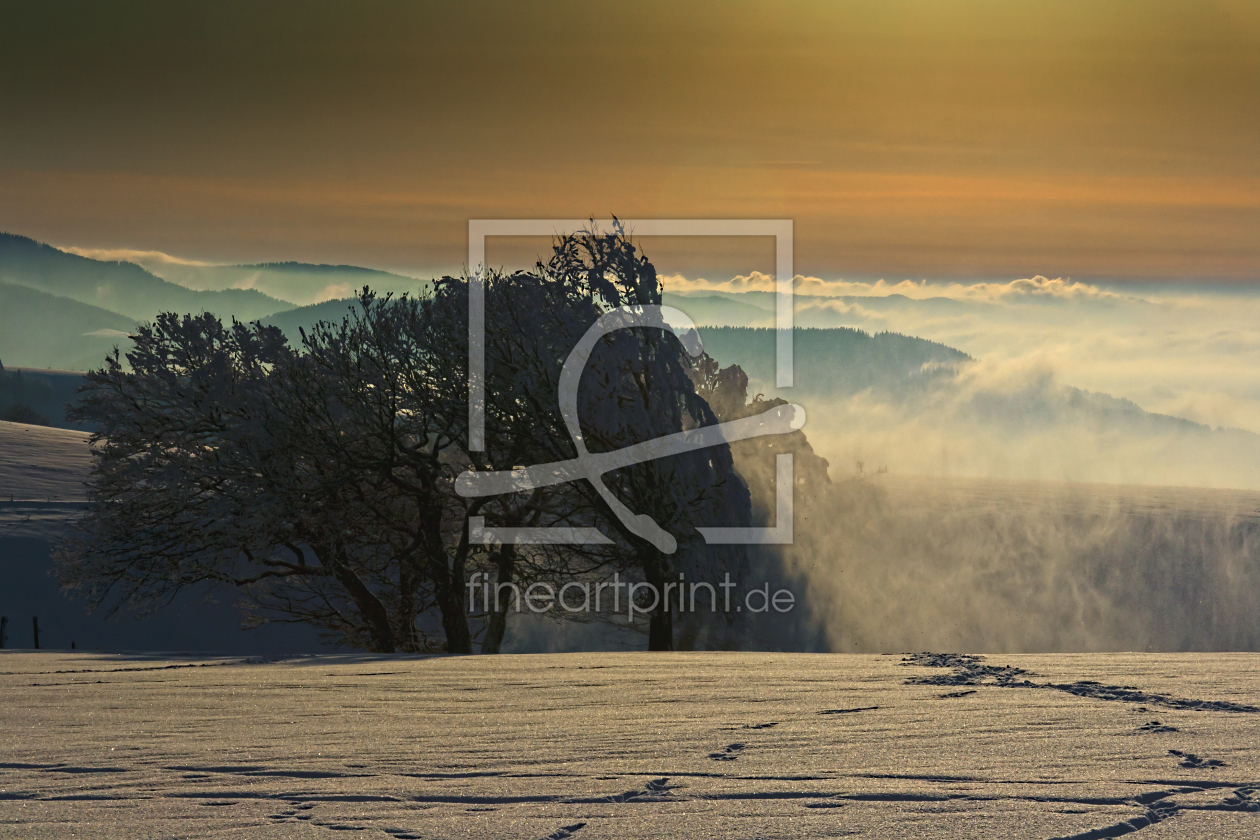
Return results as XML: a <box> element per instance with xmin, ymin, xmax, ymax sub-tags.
<box><xmin>56</xmin><ymin>227</ymin><xmax>752</xmax><ymax>652</ymax></box>
<box><xmin>462</xmin><ymin>225</ymin><xmax>753</xmax><ymax>650</ymax></box>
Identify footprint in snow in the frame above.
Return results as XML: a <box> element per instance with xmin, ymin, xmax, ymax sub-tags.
<box><xmin>541</xmin><ymin>822</ymin><xmax>586</xmax><ymax>840</ymax></box>
<box><xmin>709</xmin><ymin>743</ymin><xmax>745</xmax><ymax>761</ymax></box>
<box><xmin>1170</xmin><ymin>749</ymin><xmax>1226</xmax><ymax>768</ymax></box>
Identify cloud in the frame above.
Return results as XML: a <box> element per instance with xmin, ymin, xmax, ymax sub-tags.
<box><xmin>668</xmin><ymin>270</ymin><xmax>1260</xmax><ymax>437</ymax></box>
<box><xmin>315</xmin><ymin>283</ymin><xmax>356</xmax><ymax>303</ymax></box>
<box><xmin>662</xmin><ymin>271</ymin><xmax>1126</xmax><ymax>303</ymax></box>
<box><xmin>63</xmin><ymin>246</ymin><xmax>215</xmax><ymax>268</ymax></box>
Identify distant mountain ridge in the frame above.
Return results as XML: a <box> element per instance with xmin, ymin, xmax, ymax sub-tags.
<box><xmin>0</xmin><ymin>232</ymin><xmax>288</xmax><ymax>322</ymax></box>
<box><xmin>237</xmin><ymin>260</ymin><xmax>407</xmax><ymax>276</ymax></box>
<box><xmin>0</xmin><ymin>284</ymin><xmax>137</xmax><ymax>372</ymax></box>
<box><xmin>137</xmin><ymin>256</ymin><xmax>428</xmax><ymax>306</ymax></box>
<box><xmin>697</xmin><ymin>326</ymin><xmax>971</xmax><ymax>398</ymax></box>
<box><xmin>258</xmin><ymin>297</ymin><xmax>363</xmax><ymax>343</ymax></box>
<box><xmin>664</xmin><ymin>288</ymin><xmax>972</xmax><ymax>328</ymax></box>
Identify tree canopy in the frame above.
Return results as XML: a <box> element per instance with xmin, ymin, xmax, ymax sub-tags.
<box><xmin>57</xmin><ymin>228</ymin><xmax>758</xmax><ymax>652</ymax></box>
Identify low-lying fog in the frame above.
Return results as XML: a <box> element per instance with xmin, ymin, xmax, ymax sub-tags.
<box><xmin>667</xmin><ymin>273</ymin><xmax>1260</xmax><ymax>491</ymax></box>
<box><xmin>655</xmin><ymin>274</ymin><xmax>1260</xmax><ymax>653</ymax></box>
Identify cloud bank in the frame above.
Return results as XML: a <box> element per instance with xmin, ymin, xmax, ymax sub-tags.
<box><xmin>666</xmin><ymin>273</ymin><xmax>1260</xmax><ymax>439</ymax></box>
<box><xmin>663</xmin><ymin>271</ymin><xmax>1125</xmax><ymax>302</ymax></box>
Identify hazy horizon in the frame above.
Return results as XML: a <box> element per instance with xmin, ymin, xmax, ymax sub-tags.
<box><xmin>25</xmin><ymin>232</ymin><xmax>1260</xmax><ymax>443</ymax></box>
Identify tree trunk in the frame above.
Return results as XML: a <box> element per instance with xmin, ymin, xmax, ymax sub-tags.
<box><xmin>481</xmin><ymin>545</ymin><xmax>516</xmax><ymax>654</ymax></box>
<box><xmin>397</xmin><ymin>559</ymin><xmax>420</xmax><ymax>652</ymax></box>
<box><xmin>433</xmin><ymin>566</ymin><xmax>472</xmax><ymax>654</ymax></box>
<box><xmin>641</xmin><ymin>547</ymin><xmax>674</xmax><ymax>651</ymax></box>
<box><xmin>648</xmin><ymin>608</ymin><xmax>674</xmax><ymax>651</ymax></box>
<box><xmin>328</xmin><ymin>550</ymin><xmax>396</xmax><ymax>653</ymax></box>
<box><xmin>428</xmin><ymin>514</ymin><xmax>473</xmax><ymax>654</ymax></box>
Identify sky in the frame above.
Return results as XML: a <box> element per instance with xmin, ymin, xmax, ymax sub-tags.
<box><xmin>2</xmin><ymin>0</ymin><xmax>1258</xmax><ymax>282</ymax></box>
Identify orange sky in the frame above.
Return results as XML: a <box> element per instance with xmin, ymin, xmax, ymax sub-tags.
<box><xmin>1</xmin><ymin>0</ymin><xmax>1257</xmax><ymax>281</ymax></box>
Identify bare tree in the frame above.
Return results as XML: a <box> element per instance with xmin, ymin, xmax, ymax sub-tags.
<box><xmin>56</xmin><ymin>228</ymin><xmax>752</xmax><ymax>653</ymax></box>
<box><xmin>461</xmin><ymin>226</ymin><xmax>753</xmax><ymax>650</ymax></box>
<box><xmin>54</xmin><ymin>314</ymin><xmax>414</xmax><ymax>651</ymax></box>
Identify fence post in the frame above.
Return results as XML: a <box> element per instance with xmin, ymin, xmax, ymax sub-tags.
<box><xmin>32</xmin><ymin>616</ymin><xmax>39</xmax><ymax>650</ymax></box>
<box><xmin>0</xmin><ymin>615</ymin><xmax>7</xmax><ymax>649</ymax></box>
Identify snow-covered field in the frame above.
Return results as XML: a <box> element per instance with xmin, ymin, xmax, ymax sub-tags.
<box><xmin>0</xmin><ymin>420</ymin><xmax>89</xmax><ymax>541</ymax></box>
<box><xmin>0</xmin><ymin>421</ymin><xmax>90</xmax><ymax>503</ymax></box>
<box><xmin>3</xmin><ymin>651</ymin><xmax>1260</xmax><ymax>838</ymax></box>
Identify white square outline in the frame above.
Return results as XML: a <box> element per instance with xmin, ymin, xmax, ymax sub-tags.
<box><xmin>466</xmin><ymin>219</ymin><xmax>794</xmax><ymax>546</ymax></box>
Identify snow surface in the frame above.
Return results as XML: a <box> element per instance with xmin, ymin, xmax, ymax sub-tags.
<box><xmin>2</xmin><ymin>651</ymin><xmax>1259</xmax><ymax>838</ymax></box>
<box><xmin>0</xmin><ymin>420</ymin><xmax>91</xmax><ymax>541</ymax></box>
<box><xmin>0</xmin><ymin>420</ymin><xmax>91</xmax><ymax>502</ymax></box>
<box><xmin>0</xmin><ymin>421</ymin><xmax>334</xmax><ymax>653</ymax></box>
